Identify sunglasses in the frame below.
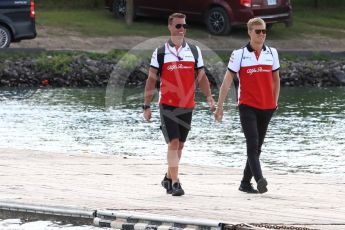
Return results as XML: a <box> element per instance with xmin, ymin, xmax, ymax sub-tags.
<box><xmin>254</xmin><ymin>29</ymin><xmax>267</xmax><ymax>34</ymax></box>
<box><xmin>175</xmin><ymin>24</ymin><xmax>188</xmax><ymax>29</ymax></box>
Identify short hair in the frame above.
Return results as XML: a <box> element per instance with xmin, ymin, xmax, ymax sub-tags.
<box><xmin>168</xmin><ymin>13</ymin><xmax>186</xmax><ymax>25</ymax></box>
<box><xmin>247</xmin><ymin>17</ymin><xmax>266</xmax><ymax>31</ymax></box>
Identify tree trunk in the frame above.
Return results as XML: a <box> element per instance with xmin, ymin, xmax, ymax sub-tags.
<box><xmin>314</xmin><ymin>0</ymin><xmax>319</xmax><ymax>8</ymax></box>
<box><xmin>126</xmin><ymin>0</ymin><xmax>134</xmax><ymax>25</ymax></box>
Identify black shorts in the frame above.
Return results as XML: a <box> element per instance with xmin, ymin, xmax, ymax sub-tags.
<box><xmin>159</xmin><ymin>104</ymin><xmax>193</xmax><ymax>144</ymax></box>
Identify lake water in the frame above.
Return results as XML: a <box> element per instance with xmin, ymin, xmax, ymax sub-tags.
<box><xmin>0</xmin><ymin>87</ymin><xmax>344</xmax><ymax>176</ymax></box>
<box><xmin>0</xmin><ymin>219</ymin><xmax>110</xmax><ymax>230</ymax></box>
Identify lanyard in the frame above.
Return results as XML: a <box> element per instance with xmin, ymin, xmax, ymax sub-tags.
<box><xmin>166</xmin><ymin>43</ymin><xmax>183</xmax><ymax>61</ymax></box>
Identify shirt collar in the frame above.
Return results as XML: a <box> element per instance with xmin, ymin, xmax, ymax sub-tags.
<box><xmin>168</xmin><ymin>39</ymin><xmax>186</xmax><ymax>48</ymax></box>
<box><xmin>246</xmin><ymin>42</ymin><xmax>266</xmax><ymax>52</ymax></box>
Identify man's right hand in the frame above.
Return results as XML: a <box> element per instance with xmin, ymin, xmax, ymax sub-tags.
<box><xmin>207</xmin><ymin>96</ymin><xmax>216</xmax><ymax>112</ymax></box>
<box><xmin>143</xmin><ymin>108</ymin><xmax>152</xmax><ymax>121</ymax></box>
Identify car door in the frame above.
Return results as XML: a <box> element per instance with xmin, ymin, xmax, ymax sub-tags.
<box><xmin>176</xmin><ymin>0</ymin><xmax>208</xmax><ymax>21</ymax></box>
<box><xmin>135</xmin><ymin>0</ymin><xmax>177</xmax><ymax>18</ymax></box>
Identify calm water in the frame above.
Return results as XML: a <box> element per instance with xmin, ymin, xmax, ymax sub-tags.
<box><xmin>0</xmin><ymin>87</ymin><xmax>345</xmax><ymax>175</ymax></box>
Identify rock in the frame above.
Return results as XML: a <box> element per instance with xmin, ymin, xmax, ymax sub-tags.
<box><xmin>333</xmin><ymin>71</ymin><xmax>345</xmax><ymax>85</ymax></box>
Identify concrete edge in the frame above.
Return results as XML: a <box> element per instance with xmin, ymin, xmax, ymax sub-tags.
<box><xmin>0</xmin><ymin>202</ymin><xmax>324</xmax><ymax>230</ymax></box>
<box><xmin>97</xmin><ymin>209</ymin><xmax>222</xmax><ymax>227</ymax></box>
<box><xmin>0</xmin><ymin>48</ymin><xmax>47</xmax><ymax>53</ymax></box>
<box><xmin>0</xmin><ymin>202</ymin><xmax>227</xmax><ymax>230</ymax></box>
<box><xmin>0</xmin><ymin>202</ymin><xmax>95</xmax><ymax>226</ymax></box>
<box><xmin>1</xmin><ymin>48</ymin><xmax>344</xmax><ymax>58</ymax></box>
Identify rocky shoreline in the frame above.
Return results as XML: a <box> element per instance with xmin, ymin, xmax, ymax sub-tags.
<box><xmin>1</xmin><ymin>55</ymin><xmax>345</xmax><ymax>88</ymax></box>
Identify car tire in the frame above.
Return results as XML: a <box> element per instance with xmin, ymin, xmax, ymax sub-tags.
<box><xmin>112</xmin><ymin>0</ymin><xmax>127</xmax><ymax>18</ymax></box>
<box><xmin>205</xmin><ymin>7</ymin><xmax>231</xmax><ymax>35</ymax></box>
<box><xmin>0</xmin><ymin>25</ymin><xmax>11</xmax><ymax>48</ymax></box>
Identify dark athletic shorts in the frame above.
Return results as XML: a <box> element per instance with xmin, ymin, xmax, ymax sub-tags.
<box><xmin>159</xmin><ymin>104</ymin><xmax>193</xmax><ymax>144</ymax></box>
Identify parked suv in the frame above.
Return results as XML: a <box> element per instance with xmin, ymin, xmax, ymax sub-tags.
<box><xmin>105</xmin><ymin>0</ymin><xmax>292</xmax><ymax>35</ymax></box>
<box><xmin>0</xmin><ymin>0</ymin><xmax>36</xmax><ymax>48</ymax></box>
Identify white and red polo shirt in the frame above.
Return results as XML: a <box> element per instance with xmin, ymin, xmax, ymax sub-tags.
<box><xmin>228</xmin><ymin>43</ymin><xmax>280</xmax><ymax>110</ymax></box>
<box><xmin>150</xmin><ymin>40</ymin><xmax>204</xmax><ymax>108</ymax></box>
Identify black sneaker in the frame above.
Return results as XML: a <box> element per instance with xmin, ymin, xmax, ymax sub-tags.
<box><xmin>171</xmin><ymin>182</ymin><xmax>185</xmax><ymax>196</ymax></box>
<box><xmin>161</xmin><ymin>174</ymin><xmax>172</xmax><ymax>194</ymax></box>
<box><xmin>257</xmin><ymin>178</ymin><xmax>268</xmax><ymax>193</ymax></box>
<box><xmin>239</xmin><ymin>182</ymin><xmax>259</xmax><ymax>193</ymax></box>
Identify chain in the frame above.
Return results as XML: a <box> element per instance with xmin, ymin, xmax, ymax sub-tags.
<box><xmin>251</xmin><ymin>223</ymin><xmax>319</xmax><ymax>230</ymax></box>
<box><xmin>224</xmin><ymin>223</ymin><xmax>319</xmax><ymax>230</ymax></box>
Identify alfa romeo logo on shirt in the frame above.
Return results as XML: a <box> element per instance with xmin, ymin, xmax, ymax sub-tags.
<box><xmin>246</xmin><ymin>67</ymin><xmax>271</xmax><ymax>75</ymax></box>
<box><xmin>167</xmin><ymin>64</ymin><xmax>193</xmax><ymax>71</ymax></box>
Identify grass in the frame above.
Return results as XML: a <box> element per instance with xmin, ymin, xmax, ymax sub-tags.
<box><xmin>36</xmin><ymin>7</ymin><xmax>345</xmax><ymax>40</ymax></box>
<box><xmin>36</xmin><ymin>9</ymin><xmax>209</xmax><ymax>38</ymax></box>
<box><xmin>267</xmin><ymin>8</ymin><xmax>345</xmax><ymax>39</ymax></box>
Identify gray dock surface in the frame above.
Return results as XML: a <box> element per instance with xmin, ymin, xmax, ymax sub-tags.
<box><xmin>0</xmin><ymin>148</ymin><xmax>344</xmax><ymax>229</ymax></box>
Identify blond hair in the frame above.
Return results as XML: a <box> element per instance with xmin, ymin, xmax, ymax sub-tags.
<box><xmin>247</xmin><ymin>17</ymin><xmax>266</xmax><ymax>31</ymax></box>
<box><xmin>168</xmin><ymin>13</ymin><xmax>186</xmax><ymax>25</ymax></box>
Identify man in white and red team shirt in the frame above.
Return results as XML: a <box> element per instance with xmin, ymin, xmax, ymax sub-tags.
<box><xmin>143</xmin><ymin>13</ymin><xmax>215</xmax><ymax>196</ymax></box>
<box><xmin>215</xmin><ymin>17</ymin><xmax>280</xmax><ymax>194</ymax></box>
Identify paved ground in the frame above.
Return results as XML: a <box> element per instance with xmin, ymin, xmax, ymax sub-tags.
<box><xmin>10</xmin><ymin>26</ymin><xmax>345</xmax><ymax>53</ymax></box>
<box><xmin>0</xmin><ymin>148</ymin><xmax>344</xmax><ymax>229</ymax></box>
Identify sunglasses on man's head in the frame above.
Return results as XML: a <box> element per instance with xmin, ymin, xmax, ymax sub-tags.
<box><xmin>254</xmin><ymin>29</ymin><xmax>267</xmax><ymax>34</ymax></box>
<box><xmin>175</xmin><ymin>24</ymin><xmax>188</xmax><ymax>29</ymax></box>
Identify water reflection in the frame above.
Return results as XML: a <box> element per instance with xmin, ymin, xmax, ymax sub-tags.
<box><xmin>0</xmin><ymin>87</ymin><xmax>344</xmax><ymax>175</ymax></box>
<box><xmin>0</xmin><ymin>219</ymin><xmax>109</xmax><ymax>230</ymax></box>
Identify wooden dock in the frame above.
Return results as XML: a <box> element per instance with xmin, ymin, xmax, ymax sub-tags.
<box><xmin>0</xmin><ymin>148</ymin><xmax>344</xmax><ymax>230</ymax></box>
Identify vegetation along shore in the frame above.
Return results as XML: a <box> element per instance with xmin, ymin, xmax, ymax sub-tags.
<box><xmin>0</xmin><ymin>50</ymin><xmax>344</xmax><ymax>88</ymax></box>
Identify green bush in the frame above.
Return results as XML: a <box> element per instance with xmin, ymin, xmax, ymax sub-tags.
<box><xmin>87</xmin><ymin>50</ymin><xmax>127</xmax><ymax>61</ymax></box>
<box><xmin>118</xmin><ymin>53</ymin><xmax>143</xmax><ymax>70</ymax></box>
<box><xmin>36</xmin><ymin>53</ymin><xmax>74</xmax><ymax>75</ymax></box>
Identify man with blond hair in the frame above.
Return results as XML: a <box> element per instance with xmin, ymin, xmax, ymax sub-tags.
<box><xmin>143</xmin><ymin>13</ymin><xmax>215</xmax><ymax>196</ymax></box>
<box><xmin>215</xmin><ymin>17</ymin><xmax>280</xmax><ymax>193</ymax></box>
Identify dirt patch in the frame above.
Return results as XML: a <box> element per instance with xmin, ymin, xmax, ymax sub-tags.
<box><xmin>11</xmin><ymin>25</ymin><xmax>345</xmax><ymax>53</ymax></box>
